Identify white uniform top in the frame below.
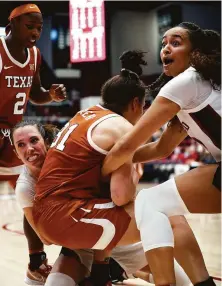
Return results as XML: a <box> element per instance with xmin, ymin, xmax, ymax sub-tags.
<box><xmin>158</xmin><ymin>67</ymin><xmax>221</xmax><ymax>162</ymax></box>
<box><xmin>15</xmin><ymin>166</ymin><xmax>36</xmax><ymax>208</ymax></box>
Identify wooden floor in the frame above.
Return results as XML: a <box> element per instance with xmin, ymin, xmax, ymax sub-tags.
<box><xmin>0</xmin><ymin>182</ymin><xmax>221</xmax><ymax>286</ymax></box>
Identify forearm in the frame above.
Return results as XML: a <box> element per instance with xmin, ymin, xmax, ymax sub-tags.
<box><xmin>133</xmin><ymin>119</ymin><xmax>187</xmax><ymax>163</ymax></box>
<box><xmin>102</xmin><ymin>98</ymin><xmax>180</xmax><ymax>176</ymax></box>
<box><xmin>133</xmin><ymin>142</ymin><xmax>169</xmax><ymax>163</ymax></box>
<box><xmin>30</xmin><ymin>87</ymin><xmax>52</xmax><ymax>104</ymax></box>
<box><xmin>111</xmin><ymin>162</ymin><xmax>139</xmax><ymax>206</ymax></box>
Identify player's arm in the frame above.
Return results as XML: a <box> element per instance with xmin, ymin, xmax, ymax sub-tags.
<box><xmin>110</xmin><ymin>162</ymin><xmax>140</xmax><ymax>206</ymax></box>
<box><xmin>29</xmin><ymin>68</ymin><xmax>52</xmax><ymax>104</ymax></box>
<box><xmin>15</xmin><ymin>181</ymin><xmax>50</xmax><ymax>244</ymax></box>
<box><xmin>102</xmin><ymin>97</ymin><xmax>180</xmax><ymax>176</ymax></box>
<box><xmin>23</xmin><ymin>207</ymin><xmax>37</xmax><ymax>232</ymax></box>
<box><xmin>29</xmin><ymin>49</ymin><xmax>66</xmax><ymax>104</ymax></box>
<box><xmin>93</xmin><ymin>116</ymin><xmax>139</xmax><ymax>206</ymax></box>
<box><xmin>133</xmin><ymin>117</ymin><xmax>188</xmax><ymax>163</ymax></box>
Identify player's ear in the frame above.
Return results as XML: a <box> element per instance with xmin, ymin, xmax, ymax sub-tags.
<box><xmin>45</xmin><ymin>138</ymin><xmax>51</xmax><ymax>150</ymax></box>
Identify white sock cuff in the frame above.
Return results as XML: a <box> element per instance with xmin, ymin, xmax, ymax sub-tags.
<box><xmin>45</xmin><ymin>273</ymin><xmax>76</xmax><ymax>286</ymax></box>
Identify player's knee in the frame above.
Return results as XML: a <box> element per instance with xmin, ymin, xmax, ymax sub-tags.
<box><xmin>135</xmin><ymin>188</ymin><xmax>153</xmax><ymax>230</ymax></box>
<box><xmin>135</xmin><ymin>178</ymin><xmax>189</xmax><ymax>230</ymax></box>
<box><xmin>169</xmin><ymin>215</ymin><xmax>190</xmax><ymax>231</ymax></box>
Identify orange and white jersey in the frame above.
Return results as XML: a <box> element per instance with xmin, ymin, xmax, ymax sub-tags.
<box><xmin>36</xmin><ymin>105</ymin><xmax>120</xmax><ymax>200</ymax></box>
<box><xmin>0</xmin><ymin>37</ymin><xmax>41</xmax><ymax>128</ymax></box>
<box><xmin>158</xmin><ymin>67</ymin><xmax>221</xmax><ymax>162</ymax></box>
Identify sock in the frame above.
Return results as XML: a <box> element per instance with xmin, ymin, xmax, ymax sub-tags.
<box><xmin>45</xmin><ymin>273</ymin><xmax>76</xmax><ymax>286</ymax></box>
<box><xmin>195</xmin><ymin>277</ymin><xmax>216</xmax><ymax>286</ymax></box>
<box><xmin>29</xmin><ymin>251</ymin><xmax>46</xmax><ymax>271</ymax></box>
<box><xmin>90</xmin><ymin>262</ymin><xmax>111</xmax><ymax>286</ymax></box>
<box><xmin>109</xmin><ymin>258</ymin><xmax>128</xmax><ymax>283</ymax></box>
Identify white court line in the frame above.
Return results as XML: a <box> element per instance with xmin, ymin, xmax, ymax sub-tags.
<box><xmin>0</xmin><ymin>194</ymin><xmax>16</xmax><ymax>200</ymax></box>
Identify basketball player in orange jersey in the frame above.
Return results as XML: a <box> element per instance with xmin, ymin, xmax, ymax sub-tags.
<box><xmin>0</xmin><ymin>3</ymin><xmax>66</xmax><ymax>284</ymax></box>
<box><xmin>33</xmin><ymin>51</ymin><xmax>211</xmax><ymax>286</ymax></box>
<box><xmin>10</xmin><ymin>120</ymin><xmax>191</xmax><ymax>286</ymax></box>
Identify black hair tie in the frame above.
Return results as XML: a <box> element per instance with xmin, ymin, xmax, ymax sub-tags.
<box><xmin>120</xmin><ymin>68</ymin><xmax>139</xmax><ymax>80</ymax></box>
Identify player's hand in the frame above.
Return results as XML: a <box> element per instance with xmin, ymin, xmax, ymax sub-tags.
<box><xmin>49</xmin><ymin>84</ymin><xmax>67</xmax><ymax>102</ymax></box>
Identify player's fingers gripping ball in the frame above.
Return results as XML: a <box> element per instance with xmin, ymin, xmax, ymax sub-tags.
<box><xmin>49</xmin><ymin>84</ymin><xmax>67</xmax><ymax>102</ymax></box>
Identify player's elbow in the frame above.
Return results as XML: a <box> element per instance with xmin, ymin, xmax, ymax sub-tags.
<box><xmin>112</xmin><ymin>196</ymin><xmax>130</xmax><ymax>207</ymax></box>
<box><xmin>156</xmin><ymin>143</ymin><xmax>174</xmax><ymax>160</ymax></box>
<box><xmin>111</xmin><ymin>189</ymin><xmax>131</xmax><ymax>207</ymax></box>
<box><xmin>162</xmin><ymin>148</ymin><xmax>174</xmax><ymax>159</ymax></box>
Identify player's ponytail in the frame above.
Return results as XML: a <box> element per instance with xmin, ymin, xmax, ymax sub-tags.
<box><xmin>101</xmin><ymin>50</ymin><xmax>147</xmax><ymax>115</ymax></box>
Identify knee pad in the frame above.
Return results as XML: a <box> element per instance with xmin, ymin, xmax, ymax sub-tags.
<box><xmin>135</xmin><ymin>178</ymin><xmax>189</xmax><ymax>251</ymax></box>
<box><xmin>45</xmin><ymin>273</ymin><xmax>76</xmax><ymax>286</ymax></box>
<box><xmin>135</xmin><ymin>178</ymin><xmax>189</xmax><ymax>228</ymax></box>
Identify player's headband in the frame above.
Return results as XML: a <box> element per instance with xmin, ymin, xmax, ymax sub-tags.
<box><xmin>9</xmin><ymin>4</ymin><xmax>41</xmax><ymax>21</ymax></box>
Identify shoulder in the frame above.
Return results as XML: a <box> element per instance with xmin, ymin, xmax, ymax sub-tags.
<box><xmin>32</xmin><ymin>46</ymin><xmax>41</xmax><ymax>56</ymax></box>
<box><xmin>95</xmin><ymin>115</ymin><xmax>132</xmax><ymax>137</ymax></box>
<box><xmin>164</xmin><ymin>67</ymin><xmax>199</xmax><ymax>90</ymax></box>
<box><xmin>91</xmin><ymin>115</ymin><xmax>133</xmax><ymax>151</ymax></box>
<box><xmin>15</xmin><ymin>167</ymin><xmax>36</xmax><ymax>208</ymax></box>
<box><xmin>35</xmin><ymin>47</ymin><xmax>41</xmax><ymax>58</ymax></box>
<box><xmin>32</xmin><ymin>46</ymin><xmax>41</xmax><ymax>69</ymax></box>
<box><xmin>158</xmin><ymin>67</ymin><xmax>206</xmax><ymax>109</ymax></box>
<box><xmin>17</xmin><ymin>167</ymin><xmax>35</xmax><ymax>187</ymax></box>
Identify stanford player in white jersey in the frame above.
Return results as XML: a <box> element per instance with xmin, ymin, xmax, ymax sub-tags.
<box><xmin>102</xmin><ymin>23</ymin><xmax>220</xmax><ymax>286</ymax></box>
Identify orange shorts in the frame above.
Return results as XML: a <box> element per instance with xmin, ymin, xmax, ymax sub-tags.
<box><xmin>33</xmin><ymin>196</ymin><xmax>131</xmax><ymax>251</ymax></box>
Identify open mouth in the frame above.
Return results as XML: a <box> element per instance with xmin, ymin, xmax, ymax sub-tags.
<box><xmin>163</xmin><ymin>58</ymin><xmax>174</xmax><ymax>65</ymax></box>
<box><xmin>27</xmin><ymin>155</ymin><xmax>38</xmax><ymax>162</ymax></box>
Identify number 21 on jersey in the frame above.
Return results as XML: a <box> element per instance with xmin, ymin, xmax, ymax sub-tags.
<box><xmin>51</xmin><ymin>122</ymin><xmax>78</xmax><ymax>151</ymax></box>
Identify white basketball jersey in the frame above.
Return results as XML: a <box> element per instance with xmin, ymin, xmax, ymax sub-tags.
<box><xmin>177</xmin><ymin>88</ymin><xmax>221</xmax><ymax>162</ymax></box>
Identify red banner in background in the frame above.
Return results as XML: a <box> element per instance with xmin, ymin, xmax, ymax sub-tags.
<box><xmin>69</xmin><ymin>0</ymin><xmax>106</xmax><ymax>63</ymax></box>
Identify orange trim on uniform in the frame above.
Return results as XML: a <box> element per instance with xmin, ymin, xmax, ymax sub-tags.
<box><xmin>9</xmin><ymin>3</ymin><xmax>41</xmax><ymax>21</ymax></box>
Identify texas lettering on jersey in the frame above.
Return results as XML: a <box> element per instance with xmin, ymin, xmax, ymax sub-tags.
<box><xmin>5</xmin><ymin>75</ymin><xmax>33</xmax><ymax>88</ymax></box>
<box><xmin>0</xmin><ymin>37</ymin><xmax>40</xmax><ymax>128</ymax></box>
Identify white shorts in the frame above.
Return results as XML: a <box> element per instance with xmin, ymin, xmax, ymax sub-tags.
<box><xmin>75</xmin><ymin>242</ymin><xmax>146</xmax><ymax>275</ymax></box>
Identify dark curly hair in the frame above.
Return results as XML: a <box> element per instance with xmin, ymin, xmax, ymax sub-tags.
<box><xmin>11</xmin><ymin>120</ymin><xmax>59</xmax><ymax>146</ymax></box>
<box><xmin>179</xmin><ymin>22</ymin><xmax>221</xmax><ymax>89</ymax></box>
<box><xmin>148</xmin><ymin>22</ymin><xmax>221</xmax><ymax>97</ymax></box>
<box><xmin>101</xmin><ymin>50</ymin><xmax>147</xmax><ymax>115</ymax></box>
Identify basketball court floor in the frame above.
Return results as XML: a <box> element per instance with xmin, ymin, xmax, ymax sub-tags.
<box><xmin>0</xmin><ymin>182</ymin><xmax>221</xmax><ymax>286</ymax></box>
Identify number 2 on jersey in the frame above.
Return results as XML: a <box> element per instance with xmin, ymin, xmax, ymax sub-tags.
<box><xmin>51</xmin><ymin>122</ymin><xmax>78</xmax><ymax>151</ymax></box>
<box><xmin>13</xmin><ymin>92</ymin><xmax>26</xmax><ymax>115</ymax></box>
